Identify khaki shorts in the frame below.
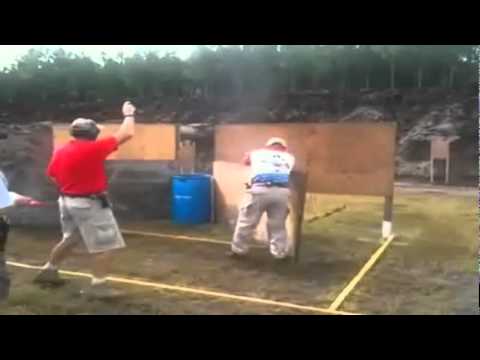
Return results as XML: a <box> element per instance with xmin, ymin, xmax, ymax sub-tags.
<box><xmin>59</xmin><ymin>197</ymin><xmax>125</xmax><ymax>254</ymax></box>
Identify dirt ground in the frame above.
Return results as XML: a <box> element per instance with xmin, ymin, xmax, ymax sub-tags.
<box><xmin>1</xmin><ymin>186</ymin><xmax>477</xmax><ymax>315</ymax></box>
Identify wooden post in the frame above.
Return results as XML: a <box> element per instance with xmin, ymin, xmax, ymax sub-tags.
<box><xmin>289</xmin><ymin>170</ymin><xmax>309</xmax><ymax>264</ymax></box>
<box><xmin>430</xmin><ymin>137</ymin><xmax>435</xmax><ymax>184</ymax></box>
<box><xmin>382</xmin><ymin>195</ymin><xmax>394</xmax><ymax>239</ymax></box>
<box><xmin>445</xmin><ymin>155</ymin><xmax>450</xmax><ymax>185</ymax></box>
<box><xmin>430</xmin><ymin>158</ymin><xmax>435</xmax><ymax>184</ymax></box>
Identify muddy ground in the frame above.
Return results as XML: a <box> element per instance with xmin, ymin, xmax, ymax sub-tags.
<box><xmin>1</xmin><ymin>187</ymin><xmax>477</xmax><ymax>315</ymax></box>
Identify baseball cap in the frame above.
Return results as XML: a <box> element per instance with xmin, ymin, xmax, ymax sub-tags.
<box><xmin>70</xmin><ymin>118</ymin><xmax>104</xmax><ymax>138</ymax></box>
<box><xmin>266</xmin><ymin>137</ymin><xmax>287</xmax><ymax>148</ymax></box>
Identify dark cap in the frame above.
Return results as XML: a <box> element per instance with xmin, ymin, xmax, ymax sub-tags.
<box><xmin>70</xmin><ymin>118</ymin><xmax>102</xmax><ymax>139</ymax></box>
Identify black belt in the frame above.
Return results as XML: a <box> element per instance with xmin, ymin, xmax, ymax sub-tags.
<box><xmin>251</xmin><ymin>182</ymin><xmax>289</xmax><ymax>188</ymax></box>
<box><xmin>60</xmin><ymin>193</ymin><xmax>111</xmax><ymax>208</ymax></box>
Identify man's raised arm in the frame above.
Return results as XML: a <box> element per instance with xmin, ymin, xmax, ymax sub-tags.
<box><xmin>113</xmin><ymin>101</ymin><xmax>136</xmax><ymax>146</ymax></box>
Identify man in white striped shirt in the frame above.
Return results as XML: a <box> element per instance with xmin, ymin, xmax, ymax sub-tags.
<box><xmin>228</xmin><ymin>137</ymin><xmax>295</xmax><ymax>261</ymax></box>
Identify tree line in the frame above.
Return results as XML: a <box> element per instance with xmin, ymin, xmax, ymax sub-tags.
<box><xmin>0</xmin><ymin>45</ymin><xmax>477</xmax><ymax>107</ymax></box>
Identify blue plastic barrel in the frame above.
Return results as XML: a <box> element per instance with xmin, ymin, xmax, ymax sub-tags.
<box><xmin>171</xmin><ymin>174</ymin><xmax>212</xmax><ymax>225</ymax></box>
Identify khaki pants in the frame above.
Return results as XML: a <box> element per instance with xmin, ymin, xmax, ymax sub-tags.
<box><xmin>59</xmin><ymin>197</ymin><xmax>125</xmax><ymax>254</ymax></box>
<box><xmin>232</xmin><ymin>187</ymin><xmax>290</xmax><ymax>259</ymax></box>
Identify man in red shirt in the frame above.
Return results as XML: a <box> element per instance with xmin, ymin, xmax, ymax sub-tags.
<box><xmin>34</xmin><ymin>101</ymin><xmax>136</xmax><ymax>298</ymax></box>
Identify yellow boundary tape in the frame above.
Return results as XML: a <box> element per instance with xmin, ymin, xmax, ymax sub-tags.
<box><xmin>328</xmin><ymin>234</ymin><xmax>396</xmax><ymax>311</ymax></box>
<box><xmin>121</xmin><ymin>230</ymin><xmax>395</xmax><ymax>312</ymax></box>
<box><xmin>6</xmin><ymin>260</ymin><xmax>359</xmax><ymax>316</ymax></box>
<box><xmin>120</xmin><ymin>229</ymin><xmax>266</xmax><ymax>248</ymax></box>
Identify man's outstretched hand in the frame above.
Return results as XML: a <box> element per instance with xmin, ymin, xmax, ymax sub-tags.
<box><xmin>12</xmin><ymin>195</ymin><xmax>50</xmax><ymax>207</ymax></box>
<box><xmin>26</xmin><ymin>200</ymin><xmax>50</xmax><ymax>207</ymax></box>
<box><xmin>13</xmin><ymin>195</ymin><xmax>35</xmax><ymax>206</ymax></box>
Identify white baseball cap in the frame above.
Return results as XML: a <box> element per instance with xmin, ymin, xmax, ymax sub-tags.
<box><xmin>266</xmin><ymin>137</ymin><xmax>287</xmax><ymax>148</ymax></box>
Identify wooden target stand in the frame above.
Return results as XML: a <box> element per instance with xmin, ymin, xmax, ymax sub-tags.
<box><xmin>429</xmin><ymin>135</ymin><xmax>460</xmax><ymax>185</ymax></box>
<box><xmin>212</xmin><ymin>123</ymin><xmax>398</xmax><ymax>264</ymax></box>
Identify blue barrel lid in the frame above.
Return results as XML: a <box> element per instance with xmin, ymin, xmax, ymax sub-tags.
<box><xmin>173</xmin><ymin>173</ymin><xmax>212</xmax><ymax>181</ymax></box>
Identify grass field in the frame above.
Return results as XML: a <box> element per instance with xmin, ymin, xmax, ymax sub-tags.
<box><xmin>1</xmin><ymin>187</ymin><xmax>477</xmax><ymax>315</ymax></box>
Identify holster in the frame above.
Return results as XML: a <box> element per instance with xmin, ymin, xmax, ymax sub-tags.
<box><xmin>95</xmin><ymin>194</ymin><xmax>111</xmax><ymax>209</ymax></box>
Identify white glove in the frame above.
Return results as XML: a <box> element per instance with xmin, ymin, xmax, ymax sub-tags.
<box><xmin>122</xmin><ymin>101</ymin><xmax>136</xmax><ymax>117</ymax></box>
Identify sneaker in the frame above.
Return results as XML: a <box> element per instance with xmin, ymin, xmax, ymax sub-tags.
<box><xmin>34</xmin><ymin>268</ymin><xmax>66</xmax><ymax>287</ymax></box>
<box><xmin>272</xmin><ymin>256</ymin><xmax>290</xmax><ymax>264</ymax></box>
<box><xmin>81</xmin><ymin>283</ymin><xmax>124</xmax><ymax>300</ymax></box>
<box><xmin>225</xmin><ymin>251</ymin><xmax>247</xmax><ymax>259</ymax></box>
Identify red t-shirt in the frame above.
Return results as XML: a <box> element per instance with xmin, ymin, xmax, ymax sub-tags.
<box><xmin>47</xmin><ymin>136</ymin><xmax>119</xmax><ymax>195</ymax></box>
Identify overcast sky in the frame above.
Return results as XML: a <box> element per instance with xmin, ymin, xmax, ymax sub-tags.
<box><xmin>0</xmin><ymin>45</ymin><xmax>198</xmax><ymax>68</ymax></box>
